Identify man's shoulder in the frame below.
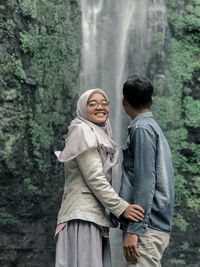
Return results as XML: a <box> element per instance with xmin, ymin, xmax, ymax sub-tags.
<box><xmin>133</xmin><ymin>117</ymin><xmax>156</xmax><ymax>131</ymax></box>
<box><xmin>128</xmin><ymin>118</ymin><xmax>160</xmax><ymax>143</ymax></box>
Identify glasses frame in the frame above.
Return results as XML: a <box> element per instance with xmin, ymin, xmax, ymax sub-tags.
<box><xmin>86</xmin><ymin>100</ymin><xmax>110</xmax><ymax>109</ymax></box>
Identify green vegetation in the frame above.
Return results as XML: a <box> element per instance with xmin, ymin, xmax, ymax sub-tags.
<box><xmin>152</xmin><ymin>0</ymin><xmax>200</xmax><ymax>263</ymax></box>
<box><xmin>17</xmin><ymin>0</ymin><xmax>81</xmax><ymax>173</ymax></box>
<box><xmin>1</xmin><ymin>0</ymin><xmax>80</xmax><ymax>167</ymax></box>
<box><xmin>0</xmin><ymin>208</ymin><xmax>18</xmax><ymax>225</ymax></box>
<box><xmin>1</xmin><ymin>0</ymin><xmax>200</xmax><ymax>265</ymax></box>
<box><xmin>0</xmin><ymin>0</ymin><xmax>81</xmax><ymax>224</ymax></box>
<box><xmin>23</xmin><ymin>177</ymin><xmax>40</xmax><ymax>193</ymax></box>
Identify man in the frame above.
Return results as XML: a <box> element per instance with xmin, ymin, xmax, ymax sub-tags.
<box><xmin>119</xmin><ymin>74</ymin><xmax>174</xmax><ymax>266</ymax></box>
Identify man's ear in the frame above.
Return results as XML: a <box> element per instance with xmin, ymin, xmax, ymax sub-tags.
<box><xmin>122</xmin><ymin>97</ymin><xmax>127</xmax><ymax>106</ymax></box>
<box><xmin>151</xmin><ymin>96</ymin><xmax>154</xmax><ymax>105</ymax></box>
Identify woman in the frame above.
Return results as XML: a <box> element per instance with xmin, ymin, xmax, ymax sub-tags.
<box><xmin>55</xmin><ymin>89</ymin><xmax>144</xmax><ymax>267</ymax></box>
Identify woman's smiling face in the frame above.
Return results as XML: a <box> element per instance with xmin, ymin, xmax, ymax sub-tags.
<box><xmin>86</xmin><ymin>93</ymin><xmax>109</xmax><ymax>124</ymax></box>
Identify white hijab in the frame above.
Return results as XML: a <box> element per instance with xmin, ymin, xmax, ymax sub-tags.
<box><xmin>55</xmin><ymin>89</ymin><xmax>119</xmax><ymax>178</ymax></box>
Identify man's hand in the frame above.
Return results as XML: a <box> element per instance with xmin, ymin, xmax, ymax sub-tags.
<box><xmin>123</xmin><ymin>204</ymin><xmax>144</xmax><ymax>222</ymax></box>
<box><xmin>123</xmin><ymin>233</ymin><xmax>140</xmax><ymax>264</ymax></box>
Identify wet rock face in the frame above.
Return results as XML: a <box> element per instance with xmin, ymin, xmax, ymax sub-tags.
<box><xmin>162</xmin><ymin>213</ymin><xmax>200</xmax><ymax>267</ymax></box>
<box><xmin>1</xmin><ymin>1</ymin><xmax>200</xmax><ymax>267</ymax></box>
<box><xmin>0</xmin><ymin>221</ymin><xmax>55</xmax><ymax>267</ymax></box>
<box><xmin>0</xmin><ymin>0</ymin><xmax>80</xmax><ymax>266</ymax></box>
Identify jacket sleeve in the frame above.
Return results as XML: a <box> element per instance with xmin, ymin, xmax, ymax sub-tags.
<box><xmin>126</xmin><ymin>126</ymin><xmax>157</xmax><ymax>236</ymax></box>
<box><xmin>76</xmin><ymin>148</ymin><xmax>129</xmax><ymax>218</ymax></box>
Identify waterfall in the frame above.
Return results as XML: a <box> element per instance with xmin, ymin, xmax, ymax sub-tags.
<box><xmin>79</xmin><ymin>0</ymin><xmax>167</xmax><ymax>144</ymax></box>
<box><xmin>79</xmin><ymin>1</ymin><xmax>167</xmax><ymax>266</ymax></box>
<box><xmin>80</xmin><ymin>0</ymin><xmax>104</xmax><ymax>89</ymax></box>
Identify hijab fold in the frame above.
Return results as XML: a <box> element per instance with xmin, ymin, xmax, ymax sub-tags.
<box><xmin>55</xmin><ymin>89</ymin><xmax>119</xmax><ymax>178</ymax></box>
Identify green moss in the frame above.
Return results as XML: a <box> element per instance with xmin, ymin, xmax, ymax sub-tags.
<box><xmin>152</xmin><ymin>0</ymin><xmax>200</xmax><ymax>237</ymax></box>
<box><xmin>168</xmin><ymin>240</ymin><xmax>188</xmax><ymax>267</ymax></box>
<box><xmin>180</xmin><ymin>241</ymin><xmax>189</xmax><ymax>250</ymax></box>
<box><xmin>14</xmin><ymin>59</ymin><xmax>26</xmax><ymax>81</ymax></box>
<box><xmin>19</xmin><ymin>0</ymin><xmax>37</xmax><ymax>18</ymax></box>
<box><xmin>16</xmin><ymin>0</ymin><xmax>81</xmax><ymax>173</ymax></box>
<box><xmin>184</xmin><ymin>97</ymin><xmax>200</xmax><ymax>127</ymax></box>
<box><xmin>1</xmin><ymin>0</ymin><xmax>81</xmax><ymax>226</ymax></box>
<box><xmin>167</xmin><ymin>0</ymin><xmax>179</xmax><ymax>8</ymax></box>
<box><xmin>173</xmin><ymin>214</ymin><xmax>189</xmax><ymax>232</ymax></box>
<box><xmin>23</xmin><ymin>178</ymin><xmax>40</xmax><ymax>193</ymax></box>
<box><xmin>1</xmin><ymin>19</ymin><xmax>15</xmax><ymax>38</ymax></box>
<box><xmin>2</xmin><ymin>89</ymin><xmax>18</xmax><ymax>101</ymax></box>
<box><xmin>0</xmin><ymin>208</ymin><xmax>18</xmax><ymax>225</ymax></box>
<box><xmin>186</xmin><ymin>176</ymin><xmax>200</xmax><ymax>210</ymax></box>
<box><xmin>169</xmin><ymin>258</ymin><xmax>186</xmax><ymax>266</ymax></box>
<box><xmin>174</xmin><ymin>175</ymin><xmax>188</xmax><ymax>204</ymax></box>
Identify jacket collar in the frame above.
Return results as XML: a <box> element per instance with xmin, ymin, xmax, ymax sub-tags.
<box><xmin>128</xmin><ymin>112</ymin><xmax>153</xmax><ymax>131</ymax></box>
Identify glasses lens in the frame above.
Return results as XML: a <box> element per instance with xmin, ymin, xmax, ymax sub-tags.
<box><xmin>88</xmin><ymin>100</ymin><xmax>97</xmax><ymax>108</ymax></box>
<box><xmin>87</xmin><ymin>100</ymin><xmax>109</xmax><ymax>108</ymax></box>
<box><xmin>100</xmin><ymin>100</ymin><xmax>109</xmax><ymax>107</ymax></box>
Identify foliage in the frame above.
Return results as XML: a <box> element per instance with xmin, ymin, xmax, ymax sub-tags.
<box><xmin>169</xmin><ymin>258</ymin><xmax>186</xmax><ymax>266</ymax></box>
<box><xmin>153</xmin><ymin>1</ymin><xmax>200</xmax><ymax>245</ymax></box>
<box><xmin>184</xmin><ymin>96</ymin><xmax>200</xmax><ymax>127</ymax></box>
<box><xmin>187</xmin><ymin>176</ymin><xmax>200</xmax><ymax>210</ymax></box>
<box><xmin>0</xmin><ymin>0</ymin><xmax>81</xmax><ymax>229</ymax></box>
<box><xmin>173</xmin><ymin>214</ymin><xmax>189</xmax><ymax>232</ymax></box>
<box><xmin>0</xmin><ymin>208</ymin><xmax>18</xmax><ymax>225</ymax></box>
<box><xmin>16</xmin><ymin>0</ymin><xmax>81</xmax><ymax>173</ymax></box>
<box><xmin>23</xmin><ymin>178</ymin><xmax>40</xmax><ymax>193</ymax></box>
<box><xmin>0</xmin><ymin>19</ymin><xmax>15</xmax><ymax>38</ymax></box>
<box><xmin>1</xmin><ymin>0</ymin><xmax>200</xmax><ymax>265</ymax></box>
<box><xmin>0</xmin><ymin>50</ymin><xmax>26</xmax><ymax>161</ymax></box>
<box><xmin>14</xmin><ymin>59</ymin><xmax>26</xmax><ymax>81</ymax></box>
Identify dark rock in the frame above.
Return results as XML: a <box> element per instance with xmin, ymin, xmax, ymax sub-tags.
<box><xmin>25</xmin><ymin>76</ymin><xmax>37</xmax><ymax>86</ymax></box>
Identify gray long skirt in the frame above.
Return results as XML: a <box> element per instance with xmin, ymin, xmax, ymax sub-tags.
<box><xmin>55</xmin><ymin>220</ymin><xmax>112</xmax><ymax>267</ymax></box>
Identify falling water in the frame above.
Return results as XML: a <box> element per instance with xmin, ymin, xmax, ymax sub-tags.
<box><xmin>79</xmin><ymin>1</ymin><xmax>167</xmax><ymax>266</ymax></box>
<box><xmin>80</xmin><ymin>0</ymin><xmax>104</xmax><ymax>88</ymax></box>
<box><xmin>80</xmin><ymin>0</ymin><xmax>167</xmax><ymax>144</ymax></box>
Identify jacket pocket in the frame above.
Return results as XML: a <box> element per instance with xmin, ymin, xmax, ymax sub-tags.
<box><xmin>80</xmin><ymin>187</ymin><xmax>103</xmax><ymax>214</ymax></box>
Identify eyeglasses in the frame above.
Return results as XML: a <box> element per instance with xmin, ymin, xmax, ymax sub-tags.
<box><xmin>87</xmin><ymin>100</ymin><xmax>109</xmax><ymax>109</ymax></box>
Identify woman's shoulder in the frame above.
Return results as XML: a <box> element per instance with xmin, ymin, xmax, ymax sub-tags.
<box><xmin>69</xmin><ymin>118</ymin><xmax>95</xmax><ymax>138</ymax></box>
<box><xmin>66</xmin><ymin>118</ymin><xmax>98</xmax><ymax>148</ymax></box>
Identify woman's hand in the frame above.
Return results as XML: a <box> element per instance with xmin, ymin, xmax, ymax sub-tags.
<box><xmin>122</xmin><ymin>204</ymin><xmax>144</xmax><ymax>222</ymax></box>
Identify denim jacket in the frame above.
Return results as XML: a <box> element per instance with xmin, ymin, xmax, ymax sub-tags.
<box><xmin>119</xmin><ymin>112</ymin><xmax>174</xmax><ymax>236</ymax></box>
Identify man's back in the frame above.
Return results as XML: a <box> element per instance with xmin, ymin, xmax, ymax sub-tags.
<box><xmin>121</xmin><ymin>74</ymin><xmax>174</xmax><ymax>266</ymax></box>
<box><xmin>120</xmin><ymin>112</ymin><xmax>174</xmax><ymax>235</ymax></box>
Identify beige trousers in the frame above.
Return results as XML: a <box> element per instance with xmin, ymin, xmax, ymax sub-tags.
<box><xmin>125</xmin><ymin>228</ymin><xmax>170</xmax><ymax>267</ymax></box>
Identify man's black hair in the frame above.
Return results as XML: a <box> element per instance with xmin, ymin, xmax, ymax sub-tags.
<box><xmin>123</xmin><ymin>74</ymin><xmax>153</xmax><ymax>109</ymax></box>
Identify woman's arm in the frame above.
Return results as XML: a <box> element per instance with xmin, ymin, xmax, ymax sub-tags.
<box><xmin>76</xmin><ymin>148</ymin><xmax>144</xmax><ymax>221</ymax></box>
